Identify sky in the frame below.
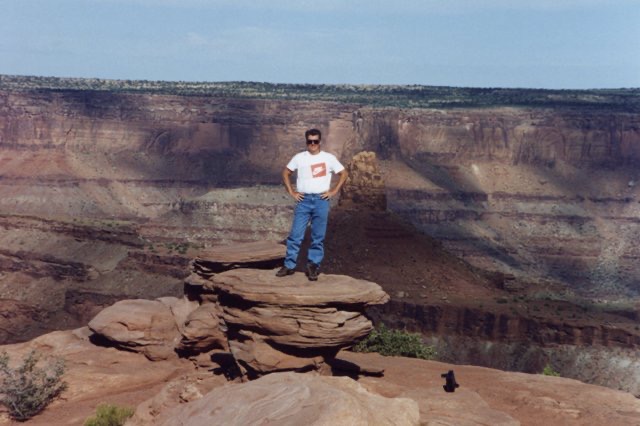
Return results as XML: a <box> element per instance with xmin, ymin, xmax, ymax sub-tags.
<box><xmin>1</xmin><ymin>0</ymin><xmax>639</xmax><ymax>89</ymax></box>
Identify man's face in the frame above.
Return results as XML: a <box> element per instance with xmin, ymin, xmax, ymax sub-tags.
<box><xmin>306</xmin><ymin>135</ymin><xmax>321</xmax><ymax>154</ymax></box>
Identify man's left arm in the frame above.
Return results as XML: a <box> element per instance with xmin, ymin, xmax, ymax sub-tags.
<box><xmin>321</xmin><ymin>169</ymin><xmax>348</xmax><ymax>200</ymax></box>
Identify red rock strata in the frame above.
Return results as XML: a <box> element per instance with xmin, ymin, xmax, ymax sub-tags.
<box><xmin>1</xmin><ymin>86</ymin><xmax>640</xmax><ymax>394</ymax></box>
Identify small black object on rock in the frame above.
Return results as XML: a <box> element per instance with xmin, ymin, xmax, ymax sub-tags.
<box><xmin>307</xmin><ymin>263</ymin><xmax>319</xmax><ymax>281</ymax></box>
<box><xmin>275</xmin><ymin>266</ymin><xmax>295</xmax><ymax>277</ymax></box>
<box><xmin>441</xmin><ymin>370</ymin><xmax>460</xmax><ymax>393</ymax></box>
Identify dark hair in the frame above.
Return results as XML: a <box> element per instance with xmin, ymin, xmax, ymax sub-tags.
<box><xmin>305</xmin><ymin>129</ymin><xmax>322</xmax><ymax>140</ymax></box>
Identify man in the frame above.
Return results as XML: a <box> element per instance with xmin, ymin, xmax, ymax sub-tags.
<box><xmin>276</xmin><ymin>129</ymin><xmax>348</xmax><ymax>281</ymax></box>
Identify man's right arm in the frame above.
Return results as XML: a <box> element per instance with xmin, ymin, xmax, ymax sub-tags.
<box><xmin>282</xmin><ymin>168</ymin><xmax>304</xmax><ymax>202</ymax></box>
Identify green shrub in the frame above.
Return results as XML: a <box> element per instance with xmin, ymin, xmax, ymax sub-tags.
<box><xmin>542</xmin><ymin>364</ymin><xmax>561</xmax><ymax>377</ymax></box>
<box><xmin>84</xmin><ymin>403</ymin><xmax>135</xmax><ymax>426</ymax></box>
<box><xmin>0</xmin><ymin>350</ymin><xmax>67</xmax><ymax>421</ymax></box>
<box><xmin>353</xmin><ymin>323</ymin><xmax>436</xmax><ymax>360</ymax></box>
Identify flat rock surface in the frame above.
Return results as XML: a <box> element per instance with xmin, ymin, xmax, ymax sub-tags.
<box><xmin>157</xmin><ymin>371</ymin><xmax>420</xmax><ymax>426</ymax></box>
<box><xmin>194</xmin><ymin>241</ymin><xmax>285</xmax><ymax>264</ymax></box>
<box><xmin>206</xmin><ymin>268</ymin><xmax>390</xmax><ymax>307</ymax></box>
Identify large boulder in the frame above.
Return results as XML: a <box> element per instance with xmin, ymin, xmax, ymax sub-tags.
<box><xmin>155</xmin><ymin>371</ymin><xmax>420</xmax><ymax>426</ymax></box>
<box><xmin>204</xmin><ymin>268</ymin><xmax>389</xmax><ymax>376</ymax></box>
<box><xmin>88</xmin><ymin>297</ymin><xmax>196</xmax><ymax>360</ymax></box>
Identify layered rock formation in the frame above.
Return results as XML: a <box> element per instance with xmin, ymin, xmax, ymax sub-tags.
<box><xmin>206</xmin><ymin>268</ymin><xmax>389</xmax><ymax>376</ymax></box>
<box><xmin>1</xmin><ymin>79</ymin><xmax>640</xmax><ymax>395</ymax></box>
<box><xmin>86</xmin><ymin>241</ymin><xmax>389</xmax><ymax>377</ymax></box>
<box><xmin>1</xmin><ymin>86</ymin><xmax>638</xmax><ymax>299</ymax></box>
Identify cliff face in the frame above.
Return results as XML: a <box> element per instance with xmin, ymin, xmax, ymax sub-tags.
<box><xmin>2</xmin><ymin>89</ymin><xmax>639</xmax><ymax>299</ymax></box>
<box><xmin>354</xmin><ymin>108</ymin><xmax>640</xmax><ymax>298</ymax></box>
<box><xmin>350</xmin><ymin>107</ymin><xmax>640</xmax><ymax>166</ymax></box>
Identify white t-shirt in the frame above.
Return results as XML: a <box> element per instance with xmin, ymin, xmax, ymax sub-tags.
<box><xmin>286</xmin><ymin>151</ymin><xmax>345</xmax><ymax>194</ymax></box>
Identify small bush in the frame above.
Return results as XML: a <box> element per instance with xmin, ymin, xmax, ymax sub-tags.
<box><xmin>542</xmin><ymin>364</ymin><xmax>561</xmax><ymax>377</ymax></box>
<box><xmin>352</xmin><ymin>323</ymin><xmax>436</xmax><ymax>360</ymax></box>
<box><xmin>0</xmin><ymin>350</ymin><xmax>67</xmax><ymax>421</ymax></box>
<box><xmin>84</xmin><ymin>403</ymin><xmax>135</xmax><ymax>426</ymax></box>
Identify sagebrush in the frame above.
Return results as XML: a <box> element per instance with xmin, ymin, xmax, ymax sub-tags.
<box><xmin>542</xmin><ymin>364</ymin><xmax>561</xmax><ymax>377</ymax></box>
<box><xmin>84</xmin><ymin>403</ymin><xmax>135</xmax><ymax>426</ymax></box>
<box><xmin>0</xmin><ymin>350</ymin><xmax>67</xmax><ymax>421</ymax></box>
<box><xmin>353</xmin><ymin>323</ymin><xmax>436</xmax><ymax>360</ymax></box>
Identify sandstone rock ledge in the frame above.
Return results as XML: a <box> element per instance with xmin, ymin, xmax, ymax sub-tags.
<box><xmin>204</xmin><ymin>268</ymin><xmax>390</xmax><ymax>376</ymax></box>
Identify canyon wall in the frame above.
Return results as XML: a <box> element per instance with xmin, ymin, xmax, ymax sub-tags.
<box><xmin>351</xmin><ymin>108</ymin><xmax>640</xmax><ymax>298</ymax></box>
<box><xmin>2</xmin><ymin>86</ymin><xmax>640</xmax><ymax>391</ymax></box>
<box><xmin>2</xmin><ymin>89</ymin><xmax>639</xmax><ymax>299</ymax></box>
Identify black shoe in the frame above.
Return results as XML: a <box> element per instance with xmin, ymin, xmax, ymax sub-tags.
<box><xmin>307</xmin><ymin>263</ymin><xmax>319</xmax><ymax>281</ymax></box>
<box><xmin>276</xmin><ymin>266</ymin><xmax>295</xmax><ymax>277</ymax></box>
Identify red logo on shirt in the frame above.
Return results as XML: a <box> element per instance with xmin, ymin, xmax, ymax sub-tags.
<box><xmin>311</xmin><ymin>163</ymin><xmax>327</xmax><ymax>178</ymax></box>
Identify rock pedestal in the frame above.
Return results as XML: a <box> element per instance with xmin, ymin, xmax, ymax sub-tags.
<box><xmin>87</xmin><ymin>241</ymin><xmax>389</xmax><ymax>377</ymax></box>
<box><xmin>205</xmin><ymin>268</ymin><xmax>389</xmax><ymax>376</ymax></box>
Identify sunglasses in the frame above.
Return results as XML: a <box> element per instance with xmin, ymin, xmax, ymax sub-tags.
<box><xmin>306</xmin><ymin>139</ymin><xmax>320</xmax><ymax>145</ymax></box>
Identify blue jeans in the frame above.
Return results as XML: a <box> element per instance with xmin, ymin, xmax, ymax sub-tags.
<box><xmin>284</xmin><ymin>193</ymin><xmax>330</xmax><ymax>269</ymax></box>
